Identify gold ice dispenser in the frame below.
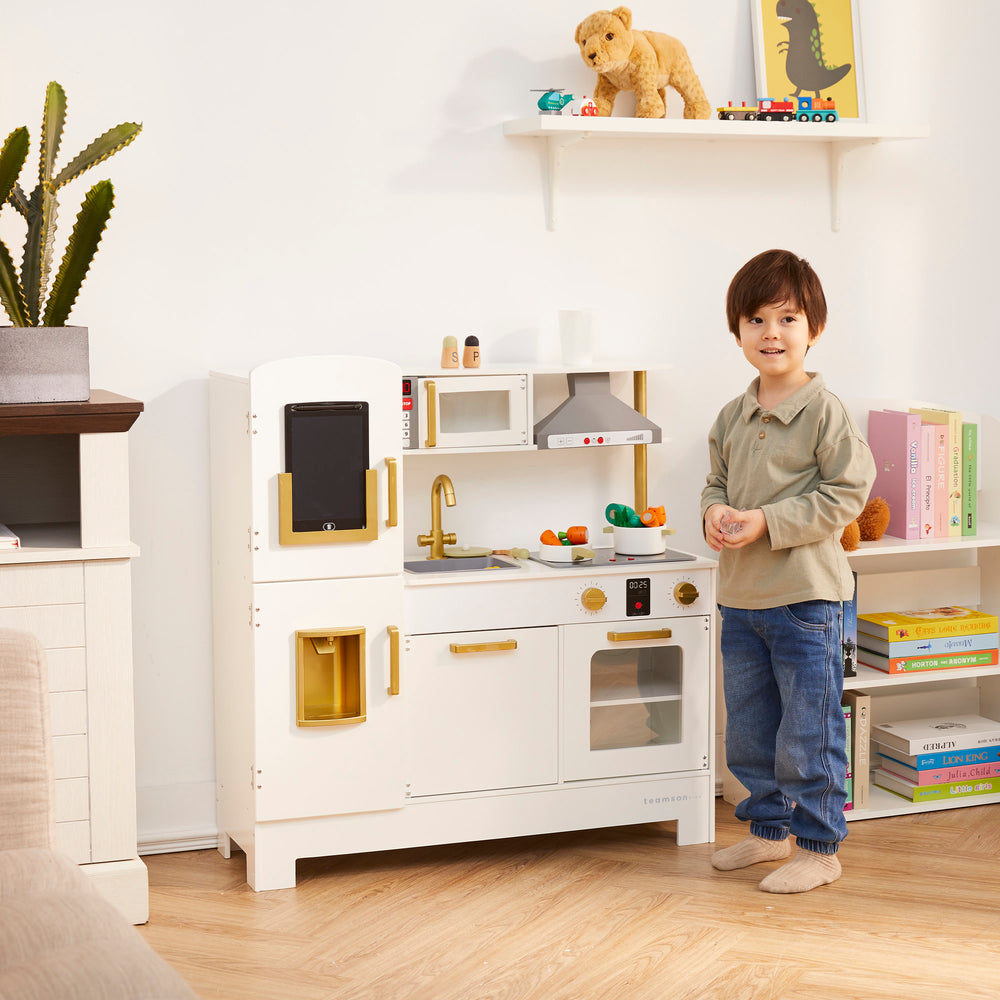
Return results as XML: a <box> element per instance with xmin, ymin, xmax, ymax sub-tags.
<box><xmin>295</xmin><ymin>628</ymin><xmax>366</xmax><ymax>726</ymax></box>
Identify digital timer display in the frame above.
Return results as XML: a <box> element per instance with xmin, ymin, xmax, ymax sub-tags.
<box><xmin>626</xmin><ymin>577</ymin><xmax>650</xmax><ymax>617</ymax></box>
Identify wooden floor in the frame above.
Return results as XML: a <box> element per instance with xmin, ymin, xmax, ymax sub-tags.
<box><xmin>139</xmin><ymin>798</ymin><xmax>1000</xmax><ymax>1000</ymax></box>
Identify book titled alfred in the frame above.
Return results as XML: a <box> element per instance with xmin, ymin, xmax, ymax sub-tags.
<box><xmin>0</xmin><ymin>523</ymin><xmax>20</xmax><ymax>548</ymax></box>
<box><xmin>872</xmin><ymin>714</ymin><xmax>1000</xmax><ymax>755</ymax></box>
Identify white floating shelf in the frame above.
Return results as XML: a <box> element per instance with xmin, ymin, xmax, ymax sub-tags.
<box><xmin>503</xmin><ymin>115</ymin><xmax>930</xmax><ymax>232</ymax></box>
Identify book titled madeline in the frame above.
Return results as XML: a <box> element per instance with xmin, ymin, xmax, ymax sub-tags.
<box><xmin>872</xmin><ymin>714</ymin><xmax>1000</xmax><ymax>756</ymax></box>
<box><xmin>858</xmin><ymin>607</ymin><xmax>999</xmax><ymax>642</ymax></box>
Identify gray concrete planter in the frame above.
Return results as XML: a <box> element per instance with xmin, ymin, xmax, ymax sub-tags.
<box><xmin>0</xmin><ymin>326</ymin><xmax>90</xmax><ymax>404</ymax></box>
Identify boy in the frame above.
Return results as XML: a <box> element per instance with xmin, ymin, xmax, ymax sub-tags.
<box><xmin>701</xmin><ymin>249</ymin><xmax>875</xmax><ymax>893</ymax></box>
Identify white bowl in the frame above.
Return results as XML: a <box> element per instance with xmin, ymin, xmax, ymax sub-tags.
<box><xmin>538</xmin><ymin>542</ymin><xmax>594</xmax><ymax>563</ymax></box>
<box><xmin>612</xmin><ymin>525</ymin><xmax>667</xmax><ymax>555</ymax></box>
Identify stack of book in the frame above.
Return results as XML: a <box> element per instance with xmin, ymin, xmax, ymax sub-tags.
<box><xmin>856</xmin><ymin>606</ymin><xmax>999</xmax><ymax>674</ymax></box>
<box><xmin>872</xmin><ymin>714</ymin><xmax>1000</xmax><ymax>803</ymax></box>
<box><xmin>0</xmin><ymin>523</ymin><xmax>19</xmax><ymax>549</ymax></box>
<box><xmin>867</xmin><ymin>406</ymin><xmax>977</xmax><ymax>539</ymax></box>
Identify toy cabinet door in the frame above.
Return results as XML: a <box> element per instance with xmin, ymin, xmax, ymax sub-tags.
<box><xmin>250</xmin><ymin>574</ymin><xmax>406</xmax><ymax>822</ymax></box>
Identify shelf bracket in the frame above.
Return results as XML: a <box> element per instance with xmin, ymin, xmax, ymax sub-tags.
<box><xmin>828</xmin><ymin>139</ymin><xmax>877</xmax><ymax>232</ymax></box>
<box><xmin>542</xmin><ymin>133</ymin><xmax>586</xmax><ymax>232</ymax></box>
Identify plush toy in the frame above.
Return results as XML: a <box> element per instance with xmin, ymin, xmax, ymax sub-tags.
<box><xmin>574</xmin><ymin>7</ymin><xmax>711</xmax><ymax>119</ymax></box>
<box><xmin>840</xmin><ymin>497</ymin><xmax>891</xmax><ymax>552</ymax></box>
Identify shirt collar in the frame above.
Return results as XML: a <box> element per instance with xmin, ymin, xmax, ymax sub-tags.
<box><xmin>740</xmin><ymin>372</ymin><xmax>825</xmax><ymax>424</ymax></box>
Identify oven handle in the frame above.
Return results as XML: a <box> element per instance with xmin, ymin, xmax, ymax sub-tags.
<box><xmin>606</xmin><ymin>629</ymin><xmax>672</xmax><ymax>642</ymax></box>
<box><xmin>449</xmin><ymin>640</ymin><xmax>518</xmax><ymax>654</ymax></box>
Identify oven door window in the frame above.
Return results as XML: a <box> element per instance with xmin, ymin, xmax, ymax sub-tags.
<box><xmin>590</xmin><ymin>647</ymin><xmax>682</xmax><ymax>751</ymax></box>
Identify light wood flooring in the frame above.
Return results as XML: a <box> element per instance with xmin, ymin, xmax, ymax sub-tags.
<box><xmin>139</xmin><ymin>798</ymin><xmax>1000</xmax><ymax>1000</ymax></box>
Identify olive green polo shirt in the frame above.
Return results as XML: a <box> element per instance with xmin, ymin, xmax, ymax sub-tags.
<box><xmin>701</xmin><ymin>373</ymin><xmax>876</xmax><ymax>610</ymax></box>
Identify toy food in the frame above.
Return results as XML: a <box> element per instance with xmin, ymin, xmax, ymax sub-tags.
<box><xmin>574</xmin><ymin>6</ymin><xmax>711</xmax><ymax>119</ymax></box>
<box><xmin>640</xmin><ymin>506</ymin><xmax>666</xmax><ymax>526</ymax></box>
<box><xmin>540</xmin><ymin>529</ymin><xmax>561</xmax><ymax>546</ymax></box>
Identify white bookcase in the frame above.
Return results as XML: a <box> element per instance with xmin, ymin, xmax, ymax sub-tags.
<box><xmin>0</xmin><ymin>392</ymin><xmax>148</xmax><ymax>923</ymax></box>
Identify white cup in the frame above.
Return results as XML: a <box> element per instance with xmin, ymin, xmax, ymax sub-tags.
<box><xmin>558</xmin><ymin>309</ymin><xmax>595</xmax><ymax>366</ymax></box>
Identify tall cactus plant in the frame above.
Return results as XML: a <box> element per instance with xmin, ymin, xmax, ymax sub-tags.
<box><xmin>0</xmin><ymin>81</ymin><xmax>141</xmax><ymax>327</ymax></box>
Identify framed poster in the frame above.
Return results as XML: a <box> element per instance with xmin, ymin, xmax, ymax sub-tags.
<box><xmin>751</xmin><ymin>0</ymin><xmax>865</xmax><ymax>120</ymax></box>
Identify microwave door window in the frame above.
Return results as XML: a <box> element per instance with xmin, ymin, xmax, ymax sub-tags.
<box><xmin>439</xmin><ymin>390</ymin><xmax>511</xmax><ymax>434</ymax></box>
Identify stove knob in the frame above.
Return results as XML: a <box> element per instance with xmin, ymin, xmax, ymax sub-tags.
<box><xmin>581</xmin><ymin>587</ymin><xmax>607</xmax><ymax>612</ymax></box>
<box><xmin>673</xmin><ymin>582</ymin><xmax>699</xmax><ymax>606</ymax></box>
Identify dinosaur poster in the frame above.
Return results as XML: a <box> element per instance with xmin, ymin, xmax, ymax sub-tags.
<box><xmin>751</xmin><ymin>0</ymin><xmax>864</xmax><ymax>119</ymax></box>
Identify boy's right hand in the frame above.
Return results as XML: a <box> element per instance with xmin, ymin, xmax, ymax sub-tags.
<box><xmin>704</xmin><ymin>504</ymin><xmax>729</xmax><ymax>552</ymax></box>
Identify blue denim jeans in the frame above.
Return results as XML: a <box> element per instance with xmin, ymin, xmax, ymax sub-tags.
<box><xmin>721</xmin><ymin>601</ymin><xmax>847</xmax><ymax>855</ymax></box>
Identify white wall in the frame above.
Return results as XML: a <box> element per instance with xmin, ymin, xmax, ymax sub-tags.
<box><xmin>2</xmin><ymin>1</ymin><xmax>996</xmax><ymax>849</ymax></box>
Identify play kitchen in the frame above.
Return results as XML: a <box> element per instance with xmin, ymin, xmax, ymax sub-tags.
<box><xmin>210</xmin><ymin>354</ymin><xmax>716</xmax><ymax>891</ymax></box>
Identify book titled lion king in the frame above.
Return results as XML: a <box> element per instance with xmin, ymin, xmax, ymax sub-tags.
<box><xmin>858</xmin><ymin>606</ymin><xmax>998</xmax><ymax>642</ymax></box>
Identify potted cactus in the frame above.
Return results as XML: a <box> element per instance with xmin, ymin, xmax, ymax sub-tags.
<box><xmin>0</xmin><ymin>81</ymin><xmax>141</xmax><ymax>403</ymax></box>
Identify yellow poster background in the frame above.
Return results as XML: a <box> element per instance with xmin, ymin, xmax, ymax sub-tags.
<box><xmin>758</xmin><ymin>0</ymin><xmax>860</xmax><ymax>118</ymax></box>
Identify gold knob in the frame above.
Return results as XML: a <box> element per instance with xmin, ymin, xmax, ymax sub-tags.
<box><xmin>673</xmin><ymin>582</ymin><xmax>699</xmax><ymax>606</ymax></box>
<box><xmin>581</xmin><ymin>587</ymin><xmax>607</xmax><ymax>612</ymax></box>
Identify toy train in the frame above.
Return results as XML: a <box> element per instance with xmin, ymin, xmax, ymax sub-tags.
<box><xmin>717</xmin><ymin>97</ymin><xmax>840</xmax><ymax>123</ymax></box>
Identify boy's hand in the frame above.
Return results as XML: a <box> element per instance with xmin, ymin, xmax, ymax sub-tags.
<box><xmin>703</xmin><ymin>504</ymin><xmax>731</xmax><ymax>552</ymax></box>
<box><xmin>719</xmin><ymin>508</ymin><xmax>767</xmax><ymax>549</ymax></box>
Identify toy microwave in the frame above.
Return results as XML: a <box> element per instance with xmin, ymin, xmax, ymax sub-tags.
<box><xmin>401</xmin><ymin>374</ymin><xmax>530</xmax><ymax>450</ymax></box>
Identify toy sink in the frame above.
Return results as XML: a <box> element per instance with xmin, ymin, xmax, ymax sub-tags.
<box><xmin>404</xmin><ymin>556</ymin><xmax>522</xmax><ymax>574</ymax></box>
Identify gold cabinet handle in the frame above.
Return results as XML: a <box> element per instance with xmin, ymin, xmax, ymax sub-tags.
<box><xmin>449</xmin><ymin>640</ymin><xmax>518</xmax><ymax>654</ymax></box>
<box><xmin>425</xmin><ymin>380</ymin><xmax>437</xmax><ymax>447</ymax></box>
<box><xmin>386</xmin><ymin>458</ymin><xmax>398</xmax><ymax>527</ymax></box>
<box><xmin>606</xmin><ymin>629</ymin><xmax>673</xmax><ymax>642</ymax></box>
<box><xmin>387</xmin><ymin>626</ymin><xmax>400</xmax><ymax>695</ymax></box>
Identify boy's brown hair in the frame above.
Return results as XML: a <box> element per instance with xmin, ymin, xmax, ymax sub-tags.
<box><xmin>726</xmin><ymin>249</ymin><xmax>827</xmax><ymax>339</ymax></box>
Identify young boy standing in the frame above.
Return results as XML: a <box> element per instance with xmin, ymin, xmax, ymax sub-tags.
<box><xmin>701</xmin><ymin>249</ymin><xmax>876</xmax><ymax>893</ymax></box>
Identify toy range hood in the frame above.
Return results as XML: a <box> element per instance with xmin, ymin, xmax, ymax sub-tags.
<box><xmin>533</xmin><ymin>372</ymin><xmax>661</xmax><ymax>450</ymax></box>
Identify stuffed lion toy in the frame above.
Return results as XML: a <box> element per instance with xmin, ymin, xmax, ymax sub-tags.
<box><xmin>574</xmin><ymin>7</ymin><xmax>710</xmax><ymax>119</ymax></box>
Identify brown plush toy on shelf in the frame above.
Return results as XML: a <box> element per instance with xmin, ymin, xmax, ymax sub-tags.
<box><xmin>574</xmin><ymin>6</ymin><xmax>711</xmax><ymax>119</ymax></box>
<box><xmin>840</xmin><ymin>496</ymin><xmax>891</xmax><ymax>552</ymax></box>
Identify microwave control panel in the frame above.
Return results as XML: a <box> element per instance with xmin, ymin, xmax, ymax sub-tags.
<box><xmin>401</xmin><ymin>377</ymin><xmax>417</xmax><ymax>449</ymax></box>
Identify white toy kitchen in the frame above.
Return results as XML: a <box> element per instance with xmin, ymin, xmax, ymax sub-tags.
<box><xmin>210</xmin><ymin>355</ymin><xmax>716</xmax><ymax>891</ymax></box>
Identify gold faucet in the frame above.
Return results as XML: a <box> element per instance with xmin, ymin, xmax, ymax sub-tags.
<box><xmin>417</xmin><ymin>474</ymin><xmax>457</xmax><ymax>559</ymax></box>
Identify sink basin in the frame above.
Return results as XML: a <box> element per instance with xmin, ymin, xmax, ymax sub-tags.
<box><xmin>404</xmin><ymin>556</ymin><xmax>522</xmax><ymax>574</ymax></box>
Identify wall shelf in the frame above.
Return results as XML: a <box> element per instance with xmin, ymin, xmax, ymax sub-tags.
<box><xmin>503</xmin><ymin>115</ymin><xmax>929</xmax><ymax>232</ymax></box>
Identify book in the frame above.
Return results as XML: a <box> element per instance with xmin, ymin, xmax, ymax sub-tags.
<box><xmin>873</xmin><ymin>767</ymin><xmax>999</xmax><ymax>803</ymax></box>
<box><xmin>923</xmin><ymin>420</ymin><xmax>950</xmax><ymax>536</ymax></box>
<box><xmin>909</xmin><ymin>406</ymin><xmax>962</xmax><ymax>536</ymax></box>
<box><xmin>857</xmin><ymin>647</ymin><xmax>999</xmax><ymax>675</ymax></box>
<box><xmin>857</xmin><ymin>606</ymin><xmax>999</xmax><ymax>642</ymax></box>
<box><xmin>962</xmin><ymin>422</ymin><xmax>977</xmax><ymax>536</ymax></box>
<box><xmin>919</xmin><ymin>422</ymin><xmax>937</xmax><ymax>538</ymax></box>
<box><xmin>872</xmin><ymin>713</ymin><xmax>1000</xmax><ymax>755</ymax></box>
<box><xmin>0</xmin><ymin>523</ymin><xmax>20</xmax><ymax>548</ymax></box>
<box><xmin>867</xmin><ymin>409</ymin><xmax>921</xmax><ymax>539</ymax></box>
<box><xmin>843</xmin><ymin>704</ymin><xmax>853</xmax><ymax>810</ymax></box>
<box><xmin>855</xmin><ymin>631</ymin><xmax>999</xmax><ymax>658</ymax></box>
<box><xmin>872</xmin><ymin>741</ymin><xmax>1000</xmax><ymax>770</ymax></box>
<box><xmin>841</xmin><ymin>571</ymin><xmax>858</xmax><ymax>678</ymax></box>
<box><xmin>875</xmin><ymin>753</ymin><xmax>1000</xmax><ymax>786</ymax></box>
<box><xmin>843</xmin><ymin>691</ymin><xmax>870</xmax><ymax>809</ymax></box>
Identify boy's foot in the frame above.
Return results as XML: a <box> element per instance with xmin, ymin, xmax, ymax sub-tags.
<box><xmin>711</xmin><ymin>834</ymin><xmax>791</xmax><ymax>870</ymax></box>
<box><xmin>759</xmin><ymin>850</ymin><xmax>841</xmax><ymax>893</ymax></box>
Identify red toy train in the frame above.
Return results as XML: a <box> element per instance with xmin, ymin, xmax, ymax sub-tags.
<box><xmin>717</xmin><ymin>96</ymin><xmax>840</xmax><ymax>122</ymax></box>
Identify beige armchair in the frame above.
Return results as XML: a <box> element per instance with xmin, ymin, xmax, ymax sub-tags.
<box><xmin>0</xmin><ymin>628</ymin><xmax>198</xmax><ymax>999</ymax></box>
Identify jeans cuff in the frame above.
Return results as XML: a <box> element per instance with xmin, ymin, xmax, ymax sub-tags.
<box><xmin>795</xmin><ymin>837</ymin><xmax>840</xmax><ymax>855</ymax></box>
<box><xmin>749</xmin><ymin>823</ymin><xmax>790</xmax><ymax>843</ymax></box>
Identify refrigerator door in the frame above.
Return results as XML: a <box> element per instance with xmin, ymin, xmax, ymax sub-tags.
<box><xmin>249</xmin><ymin>356</ymin><xmax>404</xmax><ymax>583</ymax></box>
<box><xmin>251</xmin><ymin>575</ymin><xmax>406</xmax><ymax>822</ymax></box>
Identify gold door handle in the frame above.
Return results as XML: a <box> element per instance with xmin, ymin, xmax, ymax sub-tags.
<box><xmin>386</xmin><ymin>458</ymin><xmax>398</xmax><ymax>527</ymax></box>
<box><xmin>425</xmin><ymin>380</ymin><xmax>437</xmax><ymax>448</ymax></box>
<box><xmin>449</xmin><ymin>640</ymin><xmax>518</xmax><ymax>654</ymax></box>
<box><xmin>606</xmin><ymin>629</ymin><xmax>673</xmax><ymax>642</ymax></box>
<box><xmin>387</xmin><ymin>626</ymin><xmax>400</xmax><ymax>695</ymax></box>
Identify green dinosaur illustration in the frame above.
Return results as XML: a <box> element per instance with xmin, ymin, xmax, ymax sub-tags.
<box><xmin>775</xmin><ymin>0</ymin><xmax>851</xmax><ymax>98</ymax></box>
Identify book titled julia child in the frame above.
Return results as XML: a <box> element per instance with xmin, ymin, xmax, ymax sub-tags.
<box><xmin>872</xmin><ymin>741</ymin><xmax>1000</xmax><ymax>770</ymax></box>
<box><xmin>858</xmin><ymin>606</ymin><xmax>999</xmax><ymax>642</ymax></box>
<box><xmin>873</xmin><ymin>767</ymin><xmax>998</xmax><ymax>803</ymax></box>
<box><xmin>857</xmin><ymin>647</ymin><xmax>999</xmax><ymax>675</ymax></box>
<box><xmin>876</xmin><ymin>753</ymin><xmax>1000</xmax><ymax>786</ymax></box>
<box><xmin>872</xmin><ymin>714</ymin><xmax>1000</xmax><ymax>755</ymax></box>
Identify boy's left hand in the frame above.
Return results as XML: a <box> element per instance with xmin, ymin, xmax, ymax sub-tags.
<box><xmin>720</xmin><ymin>508</ymin><xmax>767</xmax><ymax>548</ymax></box>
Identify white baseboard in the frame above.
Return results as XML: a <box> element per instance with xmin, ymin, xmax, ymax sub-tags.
<box><xmin>137</xmin><ymin>779</ymin><xmax>218</xmax><ymax>856</ymax></box>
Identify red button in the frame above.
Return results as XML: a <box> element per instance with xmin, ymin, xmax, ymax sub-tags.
<box><xmin>402</xmin><ymin>399</ymin><xmax>413</xmax><ymax>410</ymax></box>
<box><xmin>584</xmin><ymin>437</ymin><xmax>591</xmax><ymax>444</ymax></box>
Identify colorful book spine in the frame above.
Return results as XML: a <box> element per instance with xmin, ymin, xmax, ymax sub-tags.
<box><xmin>857</xmin><ymin>648</ymin><xmax>998</xmax><ymax>675</ymax></box>
<box><xmin>841</xmin><ymin>572</ymin><xmax>858</xmax><ymax>678</ymax></box>
<box><xmin>876</xmin><ymin>754</ymin><xmax>1000</xmax><ymax>785</ymax></box>
<box><xmin>873</xmin><ymin>715</ymin><xmax>1000</xmax><ymax>754</ymax></box>
<box><xmin>843</xmin><ymin>691</ymin><xmax>870</xmax><ymax>809</ymax></box>
<box><xmin>855</xmin><ymin>631</ymin><xmax>999</xmax><ymax>658</ymax></box>
<box><xmin>909</xmin><ymin>407</ymin><xmax>961</xmax><ymax>536</ymax></box>
<box><xmin>868</xmin><ymin>410</ymin><xmax>921</xmax><ymax>539</ymax></box>
<box><xmin>919</xmin><ymin>422</ymin><xmax>936</xmax><ymax>538</ymax></box>
<box><xmin>962</xmin><ymin>422</ymin><xmax>977</xmax><ymax>536</ymax></box>
<box><xmin>927</xmin><ymin>421</ymin><xmax>949</xmax><ymax>536</ymax></box>
<box><xmin>857</xmin><ymin>607</ymin><xmax>999</xmax><ymax>641</ymax></box>
<box><xmin>872</xmin><ymin>741</ymin><xmax>1000</xmax><ymax>769</ymax></box>
<box><xmin>873</xmin><ymin>768</ymin><xmax>999</xmax><ymax>803</ymax></box>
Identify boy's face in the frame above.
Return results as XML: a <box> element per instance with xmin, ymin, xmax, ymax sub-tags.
<box><xmin>736</xmin><ymin>300</ymin><xmax>822</xmax><ymax>381</ymax></box>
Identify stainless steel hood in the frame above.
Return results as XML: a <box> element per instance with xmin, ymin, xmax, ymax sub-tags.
<box><xmin>533</xmin><ymin>372</ymin><xmax>662</xmax><ymax>450</ymax></box>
